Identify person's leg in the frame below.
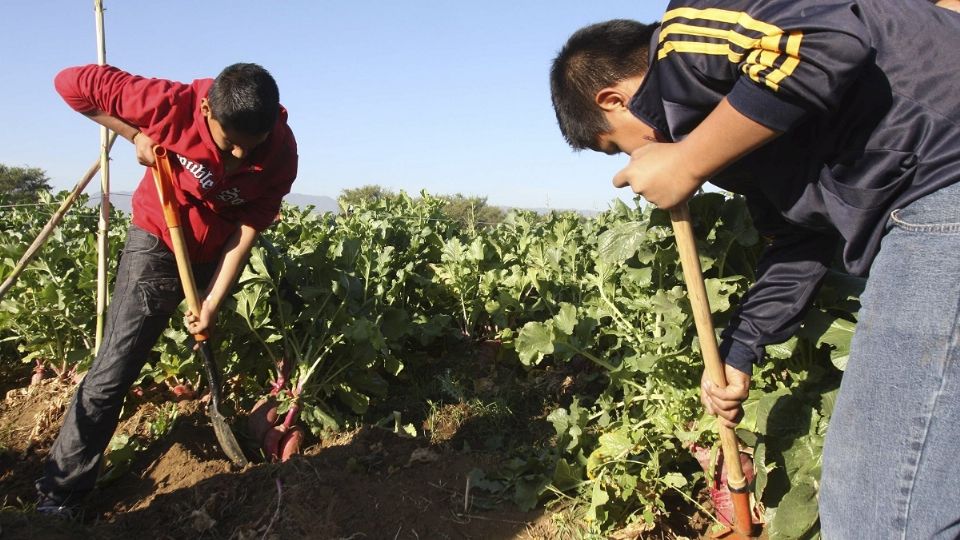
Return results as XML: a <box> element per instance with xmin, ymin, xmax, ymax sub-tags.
<box><xmin>820</xmin><ymin>182</ymin><xmax>960</xmax><ymax>539</ymax></box>
<box><xmin>36</xmin><ymin>225</ymin><xmax>184</xmax><ymax>504</ymax></box>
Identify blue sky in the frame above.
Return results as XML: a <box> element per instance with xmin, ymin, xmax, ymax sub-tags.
<box><xmin>0</xmin><ymin>2</ymin><xmax>668</xmax><ymax>211</ymax></box>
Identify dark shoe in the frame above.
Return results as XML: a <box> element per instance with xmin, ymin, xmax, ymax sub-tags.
<box><xmin>35</xmin><ymin>493</ymin><xmax>81</xmax><ymax>520</ymax></box>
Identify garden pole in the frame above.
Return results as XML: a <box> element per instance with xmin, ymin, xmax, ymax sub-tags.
<box><xmin>93</xmin><ymin>0</ymin><xmax>111</xmax><ymax>353</ymax></box>
<box><xmin>0</xmin><ymin>135</ymin><xmax>117</xmax><ymax>301</ymax></box>
<box><xmin>669</xmin><ymin>204</ymin><xmax>755</xmax><ymax>539</ymax></box>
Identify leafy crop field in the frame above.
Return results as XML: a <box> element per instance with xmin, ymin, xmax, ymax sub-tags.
<box><xmin>0</xmin><ymin>191</ymin><xmax>858</xmax><ymax>539</ymax></box>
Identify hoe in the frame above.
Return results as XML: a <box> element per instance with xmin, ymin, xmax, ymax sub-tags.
<box><xmin>670</xmin><ymin>204</ymin><xmax>758</xmax><ymax>539</ymax></box>
<box><xmin>151</xmin><ymin>145</ymin><xmax>249</xmax><ymax>467</ymax></box>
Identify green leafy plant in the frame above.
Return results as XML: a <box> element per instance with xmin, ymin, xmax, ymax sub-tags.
<box><xmin>1</xmin><ymin>189</ymin><xmax>857</xmax><ymax>537</ymax></box>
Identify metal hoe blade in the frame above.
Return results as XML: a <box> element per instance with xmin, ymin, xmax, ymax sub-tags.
<box><xmin>199</xmin><ymin>342</ymin><xmax>249</xmax><ymax>467</ymax></box>
<box><xmin>208</xmin><ymin>406</ymin><xmax>248</xmax><ymax>467</ymax></box>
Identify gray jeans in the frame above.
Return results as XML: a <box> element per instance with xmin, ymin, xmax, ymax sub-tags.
<box><xmin>36</xmin><ymin>225</ymin><xmax>213</xmax><ymax>501</ymax></box>
<box><xmin>819</xmin><ymin>182</ymin><xmax>960</xmax><ymax>539</ymax></box>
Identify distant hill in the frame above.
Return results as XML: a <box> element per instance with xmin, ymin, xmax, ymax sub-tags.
<box><xmin>283</xmin><ymin>193</ymin><xmax>339</xmax><ymax>214</ymax></box>
<box><xmin>91</xmin><ymin>191</ymin><xmax>339</xmax><ymax>215</ymax></box>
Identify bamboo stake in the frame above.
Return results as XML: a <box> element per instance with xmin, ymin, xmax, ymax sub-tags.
<box><xmin>0</xmin><ymin>134</ymin><xmax>118</xmax><ymax>300</ymax></box>
<box><xmin>669</xmin><ymin>204</ymin><xmax>754</xmax><ymax>538</ymax></box>
<box><xmin>93</xmin><ymin>0</ymin><xmax>111</xmax><ymax>353</ymax></box>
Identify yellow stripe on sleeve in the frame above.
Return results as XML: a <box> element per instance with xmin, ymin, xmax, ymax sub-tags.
<box><xmin>662</xmin><ymin>7</ymin><xmax>782</xmax><ymax>36</ymax></box>
<box><xmin>765</xmin><ymin>32</ymin><xmax>804</xmax><ymax>87</ymax></box>
<box><xmin>658</xmin><ymin>7</ymin><xmax>804</xmax><ymax>93</ymax></box>
<box><xmin>659</xmin><ymin>22</ymin><xmax>759</xmax><ymax>49</ymax></box>
<box><xmin>658</xmin><ymin>40</ymin><xmax>749</xmax><ymax>63</ymax></box>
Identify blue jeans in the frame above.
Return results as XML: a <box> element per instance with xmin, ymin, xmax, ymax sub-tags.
<box><xmin>820</xmin><ymin>182</ymin><xmax>960</xmax><ymax>539</ymax></box>
<box><xmin>36</xmin><ymin>225</ymin><xmax>213</xmax><ymax>502</ymax></box>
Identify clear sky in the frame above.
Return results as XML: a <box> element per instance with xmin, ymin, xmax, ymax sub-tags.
<box><xmin>0</xmin><ymin>1</ymin><xmax>669</xmax><ymax>211</ymax></box>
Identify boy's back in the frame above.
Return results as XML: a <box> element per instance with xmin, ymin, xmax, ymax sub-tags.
<box><xmin>634</xmin><ymin>0</ymin><xmax>960</xmax><ymax>274</ymax></box>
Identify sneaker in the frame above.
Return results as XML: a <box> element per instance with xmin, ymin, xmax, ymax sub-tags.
<box><xmin>35</xmin><ymin>493</ymin><xmax>81</xmax><ymax>520</ymax></box>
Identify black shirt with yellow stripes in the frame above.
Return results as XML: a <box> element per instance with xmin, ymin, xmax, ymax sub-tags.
<box><xmin>630</xmin><ymin>0</ymin><xmax>960</xmax><ymax>371</ymax></box>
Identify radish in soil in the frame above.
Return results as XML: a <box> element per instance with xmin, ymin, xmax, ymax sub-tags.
<box><xmin>248</xmin><ymin>396</ymin><xmax>279</xmax><ymax>443</ymax></box>
<box><xmin>264</xmin><ymin>400</ymin><xmax>301</xmax><ymax>461</ymax></box>
<box><xmin>248</xmin><ymin>357</ymin><xmax>293</xmax><ymax>447</ymax></box>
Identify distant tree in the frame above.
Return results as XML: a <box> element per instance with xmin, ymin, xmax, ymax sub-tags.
<box><xmin>0</xmin><ymin>164</ymin><xmax>52</xmax><ymax>205</ymax></box>
<box><xmin>439</xmin><ymin>194</ymin><xmax>505</xmax><ymax>232</ymax></box>
<box><xmin>338</xmin><ymin>185</ymin><xmax>505</xmax><ymax>231</ymax></box>
<box><xmin>338</xmin><ymin>184</ymin><xmax>396</xmax><ymax>208</ymax></box>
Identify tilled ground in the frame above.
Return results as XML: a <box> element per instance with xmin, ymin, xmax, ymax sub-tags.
<box><xmin>0</xmin><ymin>379</ymin><xmax>555</xmax><ymax>539</ymax></box>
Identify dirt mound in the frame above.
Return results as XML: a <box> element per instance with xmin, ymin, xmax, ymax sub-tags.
<box><xmin>0</xmin><ymin>387</ymin><xmax>552</xmax><ymax>540</ymax></box>
<box><xmin>100</xmin><ymin>426</ymin><xmax>546</xmax><ymax>539</ymax></box>
<box><xmin>0</xmin><ymin>377</ymin><xmax>77</xmax><ymax>509</ymax></box>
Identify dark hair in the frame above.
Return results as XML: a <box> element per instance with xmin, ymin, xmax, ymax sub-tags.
<box><xmin>550</xmin><ymin>20</ymin><xmax>659</xmax><ymax>150</ymax></box>
<box><xmin>208</xmin><ymin>63</ymin><xmax>280</xmax><ymax>135</ymax></box>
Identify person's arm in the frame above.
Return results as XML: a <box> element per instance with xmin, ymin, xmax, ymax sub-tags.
<box><xmin>55</xmin><ymin>64</ymin><xmax>189</xmax><ymax>165</ymax></box>
<box><xmin>79</xmin><ymin>110</ymin><xmax>158</xmax><ymax>166</ymax></box>
<box><xmin>184</xmin><ymin>223</ymin><xmax>259</xmax><ymax>338</ymax></box>
<box><xmin>613</xmin><ymin>98</ymin><xmax>780</xmax><ymax>209</ymax></box>
<box><xmin>186</xmin><ymin>131</ymin><xmax>298</xmax><ymax>337</ymax></box>
<box><xmin>702</xmin><ymin>198</ymin><xmax>839</xmax><ymax>426</ymax></box>
<box><xmin>626</xmin><ymin>0</ymin><xmax>871</xmax><ymax>424</ymax></box>
<box><xmin>619</xmin><ymin>0</ymin><xmax>874</xmax><ymax>208</ymax></box>
<box><xmin>77</xmin><ymin>111</ymin><xmax>139</xmax><ymax>144</ymax></box>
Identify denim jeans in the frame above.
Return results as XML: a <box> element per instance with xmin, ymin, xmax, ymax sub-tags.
<box><xmin>36</xmin><ymin>225</ymin><xmax>213</xmax><ymax>502</ymax></box>
<box><xmin>819</xmin><ymin>182</ymin><xmax>960</xmax><ymax>539</ymax></box>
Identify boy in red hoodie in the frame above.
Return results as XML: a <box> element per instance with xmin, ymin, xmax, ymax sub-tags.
<box><xmin>37</xmin><ymin>63</ymin><xmax>298</xmax><ymax>517</ymax></box>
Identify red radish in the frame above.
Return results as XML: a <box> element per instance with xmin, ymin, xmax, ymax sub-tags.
<box><xmin>248</xmin><ymin>396</ymin><xmax>279</xmax><ymax>443</ymax></box>
<box><xmin>257</xmin><ymin>352</ymin><xmax>332</xmax><ymax>462</ymax></box>
<box><xmin>30</xmin><ymin>360</ymin><xmax>48</xmax><ymax>386</ymax></box>
<box><xmin>265</xmin><ymin>401</ymin><xmax>301</xmax><ymax>462</ymax></box>
<box><xmin>690</xmin><ymin>443</ymin><xmax>758</xmax><ymax>526</ymax></box>
<box><xmin>249</xmin><ymin>358</ymin><xmax>295</xmax><ymax>447</ymax></box>
<box><xmin>263</xmin><ymin>424</ymin><xmax>287</xmax><ymax>461</ymax></box>
<box><xmin>171</xmin><ymin>383</ymin><xmax>197</xmax><ymax>401</ymax></box>
<box><xmin>279</xmin><ymin>427</ymin><xmax>303</xmax><ymax>462</ymax></box>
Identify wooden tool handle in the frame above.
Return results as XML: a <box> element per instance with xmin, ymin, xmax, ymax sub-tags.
<box><xmin>670</xmin><ymin>204</ymin><xmax>753</xmax><ymax>536</ymax></box>
<box><xmin>150</xmin><ymin>146</ymin><xmax>208</xmax><ymax>342</ymax></box>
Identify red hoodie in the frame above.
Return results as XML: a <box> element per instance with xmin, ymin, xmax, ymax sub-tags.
<box><xmin>55</xmin><ymin>64</ymin><xmax>298</xmax><ymax>263</ymax></box>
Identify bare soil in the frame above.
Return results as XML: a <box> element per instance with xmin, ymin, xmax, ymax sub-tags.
<box><xmin>0</xmin><ymin>348</ymin><xmax>714</xmax><ymax>540</ymax></box>
<box><xmin>0</xmin><ymin>378</ymin><xmax>555</xmax><ymax>539</ymax></box>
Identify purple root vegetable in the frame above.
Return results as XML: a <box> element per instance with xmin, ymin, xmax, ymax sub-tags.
<box><xmin>30</xmin><ymin>360</ymin><xmax>48</xmax><ymax>386</ymax></box>
<box><xmin>249</xmin><ymin>357</ymin><xmax>296</xmax><ymax>446</ymax></box>
<box><xmin>272</xmin><ymin>357</ymin><xmax>293</xmax><ymax>394</ymax></box>
<box><xmin>248</xmin><ymin>396</ymin><xmax>279</xmax><ymax>443</ymax></box>
<box><xmin>263</xmin><ymin>424</ymin><xmax>287</xmax><ymax>461</ymax></box>
<box><xmin>279</xmin><ymin>427</ymin><xmax>304</xmax><ymax>462</ymax></box>
<box><xmin>264</xmin><ymin>401</ymin><xmax>302</xmax><ymax>462</ymax></box>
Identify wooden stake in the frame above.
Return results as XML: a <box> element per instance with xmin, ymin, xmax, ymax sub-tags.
<box><xmin>0</xmin><ymin>134</ymin><xmax>118</xmax><ymax>300</ymax></box>
<box><xmin>93</xmin><ymin>0</ymin><xmax>111</xmax><ymax>353</ymax></box>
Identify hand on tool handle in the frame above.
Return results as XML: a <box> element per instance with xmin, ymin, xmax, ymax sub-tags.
<box><xmin>701</xmin><ymin>364</ymin><xmax>751</xmax><ymax>428</ymax></box>
<box><xmin>183</xmin><ymin>297</ymin><xmax>218</xmax><ymax>349</ymax></box>
<box><xmin>150</xmin><ymin>145</ymin><xmax>209</xmax><ymax>344</ymax></box>
<box><xmin>133</xmin><ymin>130</ymin><xmax>157</xmax><ymax>166</ymax></box>
<box><xmin>612</xmin><ymin>141</ymin><xmax>704</xmax><ymax>210</ymax></box>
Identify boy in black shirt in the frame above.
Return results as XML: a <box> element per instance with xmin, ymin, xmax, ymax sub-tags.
<box><xmin>551</xmin><ymin>2</ymin><xmax>960</xmax><ymax>537</ymax></box>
